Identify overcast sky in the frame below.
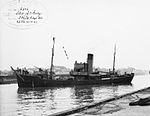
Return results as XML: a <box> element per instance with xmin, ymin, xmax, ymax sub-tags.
<box><xmin>1</xmin><ymin>0</ymin><xmax>150</xmax><ymax>70</ymax></box>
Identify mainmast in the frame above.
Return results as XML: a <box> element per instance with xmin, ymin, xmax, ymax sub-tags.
<box><xmin>50</xmin><ymin>37</ymin><xmax>55</xmax><ymax>79</ymax></box>
<box><xmin>112</xmin><ymin>44</ymin><xmax>116</xmax><ymax>74</ymax></box>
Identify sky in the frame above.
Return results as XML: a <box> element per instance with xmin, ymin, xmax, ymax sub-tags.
<box><xmin>0</xmin><ymin>0</ymin><xmax>150</xmax><ymax>70</ymax></box>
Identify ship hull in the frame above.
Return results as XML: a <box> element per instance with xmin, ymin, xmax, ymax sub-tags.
<box><xmin>0</xmin><ymin>76</ymin><xmax>17</xmax><ymax>84</ymax></box>
<box><xmin>15</xmin><ymin>73</ymin><xmax>134</xmax><ymax>88</ymax></box>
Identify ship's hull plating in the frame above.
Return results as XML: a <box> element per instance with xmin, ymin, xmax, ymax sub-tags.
<box><xmin>15</xmin><ymin>73</ymin><xmax>134</xmax><ymax>88</ymax></box>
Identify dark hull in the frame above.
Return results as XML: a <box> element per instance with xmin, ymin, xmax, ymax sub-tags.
<box><xmin>15</xmin><ymin>73</ymin><xmax>134</xmax><ymax>88</ymax></box>
<box><xmin>0</xmin><ymin>76</ymin><xmax>17</xmax><ymax>84</ymax></box>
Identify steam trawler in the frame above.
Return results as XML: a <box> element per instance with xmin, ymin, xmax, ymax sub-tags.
<box><xmin>11</xmin><ymin>38</ymin><xmax>134</xmax><ymax>88</ymax></box>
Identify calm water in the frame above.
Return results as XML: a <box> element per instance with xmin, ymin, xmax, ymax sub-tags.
<box><xmin>0</xmin><ymin>75</ymin><xmax>150</xmax><ymax>116</ymax></box>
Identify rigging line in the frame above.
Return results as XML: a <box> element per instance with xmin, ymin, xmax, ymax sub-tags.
<box><xmin>10</xmin><ymin>66</ymin><xmax>25</xmax><ymax>81</ymax></box>
<box><xmin>62</xmin><ymin>46</ymin><xmax>69</xmax><ymax>60</ymax></box>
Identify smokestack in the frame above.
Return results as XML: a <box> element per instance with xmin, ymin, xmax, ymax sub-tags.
<box><xmin>87</xmin><ymin>53</ymin><xmax>93</xmax><ymax>74</ymax></box>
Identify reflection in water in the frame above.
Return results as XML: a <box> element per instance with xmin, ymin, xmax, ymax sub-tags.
<box><xmin>72</xmin><ymin>85</ymin><xmax>94</xmax><ymax>106</ymax></box>
<box><xmin>17</xmin><ymin>87</ymin><xmax>61</xmax><ymax>115</ymax></box>
<box><xmin>1</xmin><ymin>75</ymin><xmax>150</xmax><ymax>116</ymax></box>
<box><xmin>112</xmin><ymin>85</ymin><xmax>119</xmax><ymax>97</ymax></box>
<box><xmin>15</xmin><ymin>85</ymin><xmax>133</xmax><ymax>115</ymax></box>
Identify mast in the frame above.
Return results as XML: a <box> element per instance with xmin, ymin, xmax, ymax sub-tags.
<box><xmin>112</xmin><ymin>44</ymin><xmax>116</xmax><ymax>74</ymax></box>
<box><xmin>49</xmin><ymin>37</ymin><xmax>55</xmax><ymax>79</ymax></box>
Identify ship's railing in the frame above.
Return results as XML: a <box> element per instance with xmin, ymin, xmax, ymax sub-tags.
<box><xmin>70</xmin><ymin>71</ymin><xmax>88</xmax><ymax>76</ymax></box>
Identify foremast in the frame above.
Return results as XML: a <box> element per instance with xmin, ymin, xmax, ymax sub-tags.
<box><xmin>49</xmin><ymin>37</ymin><xmax>55</xmax><ymax>79</ymax></box>
<box><xmin>112</xmin><ymin>44</ymin><xmax>116</xmax><ymax>74</ymax></box>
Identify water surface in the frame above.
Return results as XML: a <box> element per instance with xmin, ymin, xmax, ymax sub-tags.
<box><xmin>0</xmin><ymin>75</ymin><xmax>150</xmax><ymax>116</ymax></box>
